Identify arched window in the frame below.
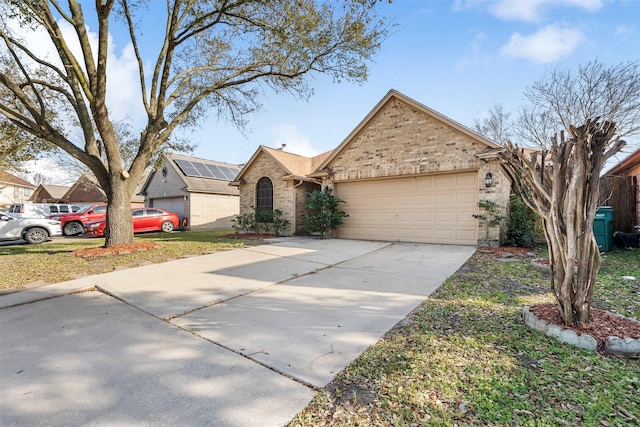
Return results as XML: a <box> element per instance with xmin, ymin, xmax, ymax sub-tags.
<box><xmin>256</xmin><ymin>177</ymin><xmax>273</xmax><ymax>223</ymax></box>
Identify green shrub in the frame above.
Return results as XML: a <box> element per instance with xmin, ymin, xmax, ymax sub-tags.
<box><xmin>302</xmin><ymin>188</ymin><xmax>349</xmax><ymax>239</ymax></box>
<box><xmin>232</xmin><ymin>208</ymin><xmax>290</xmax><ymax>235</ymax></box>
<box><xmin>271</xmin><ymin>209</ymin><xmax>290</xmax><ymax>236</ymax></box>
<box><xmin>231</xmin><ymin>211</ymin><xmax>255</xmax><ymax>233</ymax></box>
<box><xmin>505</xmin><ymin>192</ymin><xmax>540</xmax><ymax>247</ymax></box>
<box><xmin>473</xmin><ymin>200</ymin><xmax>505</xmax><ymax>246</ymax></box>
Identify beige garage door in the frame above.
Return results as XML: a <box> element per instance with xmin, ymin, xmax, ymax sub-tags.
<box><xmin>335</xmin><ymin>172</ymin><xmax>478</xmax><ymax>245</ymax></box>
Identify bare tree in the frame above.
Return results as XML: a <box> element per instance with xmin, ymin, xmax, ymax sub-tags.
<box><xmin>473</xmin><ymin>103</ymin><xmax>512</xmax><ymax>144</ymax></box>
<box><xmin>0</xmin><ymin>0</ymin><xmax>388</xmax><ymax>246</ymax></box>
<box><xmin>500</xmin><ymin>60</ymin><xmax>639</xmax><ymax>326</ymax></box>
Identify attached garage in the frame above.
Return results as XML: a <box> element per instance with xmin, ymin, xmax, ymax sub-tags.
<box><xmin>335</xmin><ymin>171</ymin><xmax>479</xmax><ymax>245</ymax></box>
<box><xmin>236</xmin><ymin>90</ymin><xmax>511</xmax><ymax>246</ymax></box>
<box><xmin>150</xmin><ymin>197</ymin><xmax>186</xmax><ymax>222</ymax></box>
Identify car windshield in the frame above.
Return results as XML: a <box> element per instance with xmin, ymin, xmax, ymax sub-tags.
<box><xmin>75</xmin><ymin>205</ymin><xmax>93</xmax><ymax>213</ymax></box>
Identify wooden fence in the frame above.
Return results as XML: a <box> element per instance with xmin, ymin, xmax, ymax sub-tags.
<box><xmin>598</xmin><ymin>175</ymin><xmax>637</xmax><ymax>232</ymax></box>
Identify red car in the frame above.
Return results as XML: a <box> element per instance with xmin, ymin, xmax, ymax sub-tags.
<box><xmin>52</xmin><ymin>203</ymin><xmax>108</xmax><ymax>236</ymax></box>
<box><xmin>84</xmin><ymin>208</ymin><xmax>180</xmax><ymax>237</ymax></box>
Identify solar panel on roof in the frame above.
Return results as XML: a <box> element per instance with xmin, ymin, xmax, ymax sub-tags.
<box><xmin>174</xmin><ymin>159</ymin><xmax>200</xmax><ymax>177</ymax></box>
<box><xmin>205</xmin><ymin>164</ymin><xmax>227</xmax><ymax>180</ymax></box>
<box><xmin>174</xmin><ymin>158</ymin><xmax>239</xmax><ymax>181</ymax></box>
<box><xmin>227</xmin><ymin>168</ymin><xmax>240</xmax><ymax>180</ymax></box>
<box><xmin>193</xmin><ymin>161</ymin><xmax>214</xmax><ymax>178</ymax></box>
<box><xmin>217</xmin><ymin>166</ymin><xmax>236</xmax><ymax>180</ymax></box>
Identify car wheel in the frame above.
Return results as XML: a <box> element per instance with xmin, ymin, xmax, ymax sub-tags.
<box><xmin>161</xmin><ymin>221</ymin><xmax>174</xmax><ymax>232</ymax></box>
<box><xmin>24</xmin><ymin>227</ymin><xmax>49</xmax><ymax>244</ymax></box>
<box><xmin>64</xmin><ymin>222</ymin><xmax>83</xmax><ymax>236</ymax></box>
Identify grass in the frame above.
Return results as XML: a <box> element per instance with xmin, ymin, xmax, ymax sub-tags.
<box><xmin>289</xmin><ymin>247</ymin><xmax>640</xmax><ymax>426</ymax></box>
<box><xmin>0</xmin><ymin>230</ymin><xmax>247</xmax><ymax>291</ymax></box>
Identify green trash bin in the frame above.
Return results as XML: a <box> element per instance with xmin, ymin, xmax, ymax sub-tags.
<box><xmin>593</xmin><ymin>206</ymin><xmax>614</xmax><ymax>251</ymax></box>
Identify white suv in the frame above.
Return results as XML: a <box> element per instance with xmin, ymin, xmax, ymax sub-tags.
<box><xmin>8</xmin><ymin>203</ymin><xmax>50</xmax><ymax>218</ymax></box>
<box><xmin>8</xmin><ymin>203</ymin><xmax>80</xmax><ymax>218</ymax></box>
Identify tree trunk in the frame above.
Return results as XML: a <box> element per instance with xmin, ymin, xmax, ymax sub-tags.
<box><xmin>104</xmin><ymin>172</ymin><xmax>135</xmax><ymax>247</ymax></box>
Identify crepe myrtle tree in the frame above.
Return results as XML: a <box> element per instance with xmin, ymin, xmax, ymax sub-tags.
<box><xmin>499</xmin><ymin>60</ymin><xmax>640</xmax><ymax>327</ymax></box>
<box><xmin>0</xmin><ymin>0</ymin><xmax>389</xmax><ymax>247</ymax></box>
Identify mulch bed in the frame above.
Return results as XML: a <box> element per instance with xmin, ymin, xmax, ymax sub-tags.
<box><xmin>530</xmin><ymin>303</ymin><xmax>640</xmax><ymax>348</ymax></box>
<box><xmin>73</xmin><ymin>242</ymin><xmax>161</xmax><ymax>258</ymax></box>
<box><xmin>479</xmin><ymin>246</ymin><xmax>535</xmax><ymax>257</ymax></box>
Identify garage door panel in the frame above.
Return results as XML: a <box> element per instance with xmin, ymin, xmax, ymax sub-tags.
<box><xmin>435</xmin><ymin>193</ymin><xmax>454</xmax><ymax>204</ymax></box>
<box><xmin>415</xmin><ymin>211</ymin><xmax>434</xmax><ymax>222</ymax></box>
<box><xmin>336</xmin><ymin>171</ymin><xmax>478</xmax><ymax>245</ymax></box>
<box><xmin>435</xmin><ymin>229</ymin><xmax>455</xmax><ymax>240</ymax></box>
<box><xmin>456</xmin><ymin>174</ymin><xmax>476</xmax><ymax>187</ymax></box>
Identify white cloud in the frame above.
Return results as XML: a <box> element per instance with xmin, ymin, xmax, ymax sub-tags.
<box><xmin>270</xmin><ymin>124</ymin><xmax>320</xmax><ymax>157</ymax></box>
<box><xmin>6</xmin><ymin>17</ymin><xmax>144</xmax><ymax>130</ymax></box>
<box><xmin>455</xmin><ymin>0</ymin><xmax>605</xmax><ymax>22</ymax></box>
<box><xmin>22</xmin><ymin>158</ymin><xmax>78</xmax><ymax>186</ymax></box>
<box><xmin>500</xmin><ymin>25</ymin><xmax>584</xmax><ymax>63</ymax></box>
<box><xmin>493</xmin><ymin>0</ymin><xmax>603</xmax><ymax>22</ymax></box>
<box><xmin>614</xmin><ymin>24</ymin><xmax>635</xmax><ymax>40</ymax></box>
<box><xmin>456</xmin><ymin>31</ymin><xmax>491</xmax><ymax>70</ymax></box>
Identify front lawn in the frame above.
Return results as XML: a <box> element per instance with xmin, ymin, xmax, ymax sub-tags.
<box><xmin>290</xmin><ymin>248</ymin><xmax>640</xmax><ymax>426</ymax></box>
<box><xmin>0</xmin><ymin>231</ymin><xmax>246</xmax><ymax>291</ymax></box>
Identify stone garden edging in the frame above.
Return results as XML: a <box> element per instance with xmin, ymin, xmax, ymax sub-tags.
<box><xmin>522</xmin><ymin>306</ymin><xmax>640</xmax><ymax>358</ymax></box>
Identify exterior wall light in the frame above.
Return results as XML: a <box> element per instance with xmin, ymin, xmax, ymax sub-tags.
<box><xmin>485</xmin><ymin>172</ymin><xmax>493</xmax><ymax>187</ymax></box>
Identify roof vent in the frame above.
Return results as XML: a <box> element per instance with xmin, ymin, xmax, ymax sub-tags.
<box><xmin>279</xmin><ymin>144</ymin><xmax>287</xmax><ymax>151</ymax></box>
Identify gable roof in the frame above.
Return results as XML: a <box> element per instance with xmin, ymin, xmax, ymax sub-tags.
<box><xmin>232</xmin><ymin>146</ymin><xmax>332</xmax><ymax>184</ymax></box>
<box><xmin>0</xmin><ymin>170</ymin><xmax>35</xmax><ymax>188</ymax></box>
<box><xmin>29</xmin><ymin>184</ymin><xmax>71</xmax><ymax>202</ymax></box>
<box><xmin>314</xmin><ymin>89</ymin><xmax>502</xmax><ymax>172</ymax></box>
<box><xmin>162</xmin><ymin>152</ymin><xmax>240</xmax><ymax>196</ymax></box>
<box><xmin>62</xmin><ymin>174</ymin><xmax>107</xmax><ymax>203</ymax></box>
<box><xmin>605</xmin><ymin>149</ymin><xmax>640</xmax><ymax>176</ymax></box>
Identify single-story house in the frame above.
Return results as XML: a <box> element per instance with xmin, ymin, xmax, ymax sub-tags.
<box><xmin>140</xmin><ymin>153</ymin><xmax>240</xmax><ymax>230</ymax></box>
<box><xmin>601</xmin><ymin>149</ymin><xmax>640</xmax><ymax>231</ymax></box>
<box><xmin>0</xmin><ymin>171</ymin><xmax>36</xmax><ymax>207</ymax></box>
<box><xmin>232</xmin><ymin>89</ymin><xmax>510</xmax><ymax>246</ymax></box>
<box><xmin>30</xmin><ymin>174</ymin><xmax>145</xmax><ymax>208</ymax></box>
<box><xmin>29</xmin><ymin>184</ymin><xmax>72</xmax><ymax>203</ymax></box>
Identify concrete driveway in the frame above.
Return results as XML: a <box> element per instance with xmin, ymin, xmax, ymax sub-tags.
<box><xmin>0</xmin><ymin>237</ymin><xmax>475</xmax><ymax>426</ymax></box>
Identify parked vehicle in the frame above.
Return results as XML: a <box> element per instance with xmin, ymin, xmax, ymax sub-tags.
<box><xmin>8</xmin><ymin>203</ymin><xmax>51</xmax><ymax>218</ymax></box>
<box><xmin>84</xmin><ymin>208</ymin><xmax>180</xmax><ymax>237</ymax></box>
<box><xmin>48</xmin><ymin>204</ymin><xmax>81</xmax><ymax>215</ymax></box>
<box><xmin>0</xmin><ymin>212</ymin><xmax>62</xmax><ymax>244</ymax></box>
<box><xmin>51</xmin><ymin>203</ymin><xmax>107</xmax><ymax>236</ymax></box>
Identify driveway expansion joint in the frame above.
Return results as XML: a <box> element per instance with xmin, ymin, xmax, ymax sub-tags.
<box><xmin>173</xmin><ymin>321</ymin><xmax>323</xmax><ymax>392</ymax></box>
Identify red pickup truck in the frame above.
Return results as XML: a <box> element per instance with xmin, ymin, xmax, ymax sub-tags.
<box><xmin>52</xmin><ymin>204</ymin><xmax>107</xmax><ymax>236</ymax></box>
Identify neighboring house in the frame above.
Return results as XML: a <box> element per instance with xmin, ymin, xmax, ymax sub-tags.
<box><xmin>140</xmin><ymin>153</ymin><xmax>240</xmax><ymax>230</ymax></box>
<box><xmin>233</xmin><ymin>89</ymin><xmax>510</xmax><ymax>246</ymax></box>
<box><xmin>30</xmin><ymin>174</ymin><xmax>146</xmax><ymax>208</ymax></box>
<box><xmin>601</xmin><ymin>149</ymin><xmax>640</xmax><ymax>231</ymax></box>
<box><xmin>0</xmin><ymin>171</ymin><xmax>36</xmax><ymax>208</ymax></box>
<box><xmin>61</xmin><ymin>175</ymin><xmax>108</xmax><ymax>205</ymax></box>
<box><xmin>29</xmin><ymin>184</ymin><xmax>72</xmax><ymax>203</ymax></box>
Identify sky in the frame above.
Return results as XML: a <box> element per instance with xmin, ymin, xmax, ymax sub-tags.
<box><xmin>17</xmin><ymin>0</ymin><xmax>640</xmax><ymax>184</ymax></box>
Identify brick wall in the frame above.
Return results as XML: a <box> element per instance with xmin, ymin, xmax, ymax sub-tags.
<box><xmin>238</xmin><ymin>151</ymin><xmax>296</xmax><ymax>235</ymax></box>
<box><xmin>323</xmin><ymin>97</ymin><xmax>510</xmax><ymax>245</ymax></box>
